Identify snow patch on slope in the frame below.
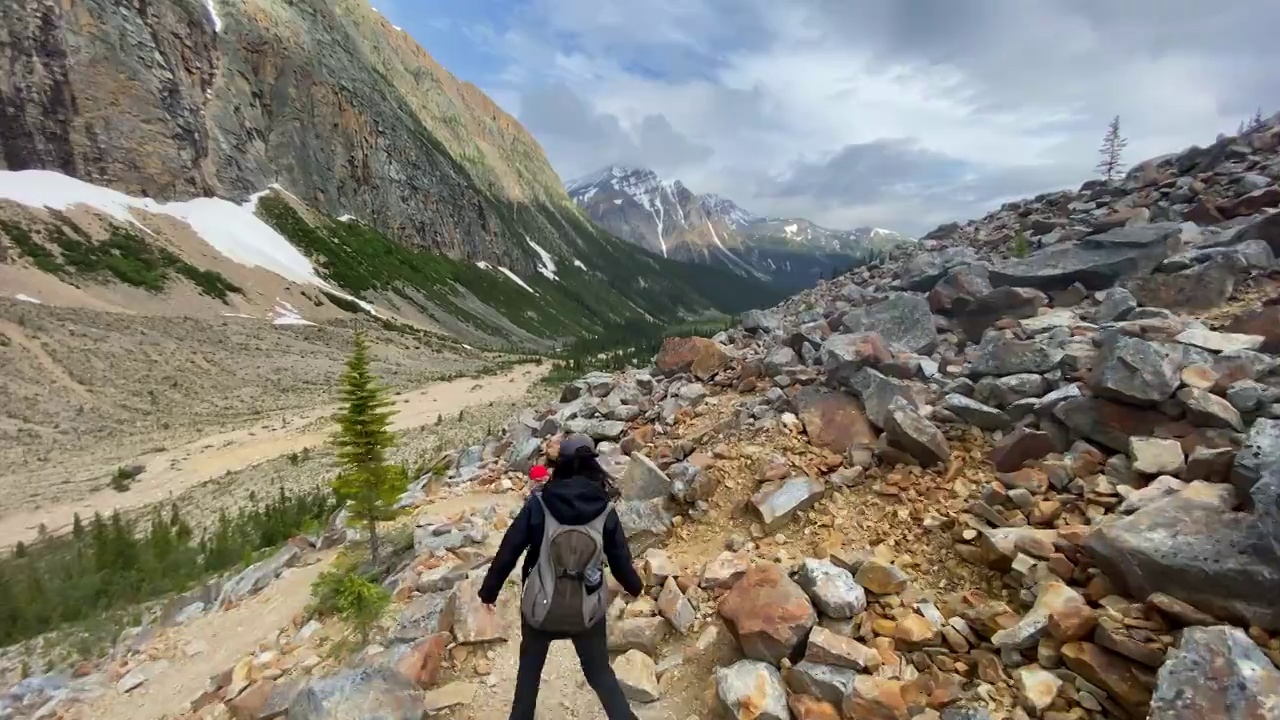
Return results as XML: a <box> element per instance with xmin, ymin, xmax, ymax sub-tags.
<box><xmin>572</xmin><ymin>259</ymin><xmax>588</xmax><ymax>271</ymax></box>
<box><xmin>525</xmin><ymin>237</ymin><xmax>558</xmax><ymax>281</ymax></box>
<box><xmin>204</xmin><ymin>0</ymin><xmax>222</xmax><ymax>31</ymax></box>
<box><xmin>14</xmin><ymin>294</ymin><xmax>41</xmax><ymax>304</ymax></box>
<box><xmin>0</xmin><ymin>170</ymin><xmax>382</xmax><ymax>316</ymax></box>
<box><xmin>270</xmin><ymin>300</ymin><xmax>315</xmax><ymax>326</ymax></box>
<box><xmin>498</xmin><ymin>267</ymin><xmax>536</xmax><ymax>294</ymax></box>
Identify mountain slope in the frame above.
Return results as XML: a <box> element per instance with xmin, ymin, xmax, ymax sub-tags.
<box><xmin>0</xmin><ymin>0</ymin><xmax>778</xmax><ymax>339</ymax></box>
<box><xmin>567</xmin><ymin>166</ymin><xmax>911</xmax><ymax>289</ymax></box>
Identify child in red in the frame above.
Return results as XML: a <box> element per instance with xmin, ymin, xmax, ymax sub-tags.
<box><xmin>528</xmin><ymin>464</ymin><xmax>549</xmax><ymax>495</ymax></box>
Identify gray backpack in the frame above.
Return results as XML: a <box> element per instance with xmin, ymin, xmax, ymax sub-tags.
<box><xmin>521</xmin><ymin>496</ymin><xmax>610</xmax><ymax>633</ymax></box>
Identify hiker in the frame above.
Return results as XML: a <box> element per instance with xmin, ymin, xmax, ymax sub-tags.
<box><xmin>478</xmin><ymin>433</ymin><xmax>642</xmax><ymax>720</ymax></box>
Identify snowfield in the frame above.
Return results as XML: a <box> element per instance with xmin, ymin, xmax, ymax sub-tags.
<box><xmin>0</xmin><ymin>169</ymin><xmax>380</xmax><ymax>320</ymax></box>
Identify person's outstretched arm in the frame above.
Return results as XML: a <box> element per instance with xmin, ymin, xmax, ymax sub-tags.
<box><xmin>602</xmin><ymin>509</ymin><xmax>644</xmax><ymax>597</ymax></box>
<box><xmin>478</xmin><ymin>501</ymin><xmax>534</xmax><ymax>604</ymax></box>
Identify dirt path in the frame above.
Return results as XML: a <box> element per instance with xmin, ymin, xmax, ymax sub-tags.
<box><xmin>0</xmin><ymin>362</ymin><xmax>548</xmax><ymax>549</ymax></box>
<box><xmin>86</xmin><ymin>551</ymin><xmax>338</xmax><ymax>720</ymax></box>
<box><xmin>86</xmin><ymin>492</ymin><xmax>526</xmax><ymax>720</ymax></box>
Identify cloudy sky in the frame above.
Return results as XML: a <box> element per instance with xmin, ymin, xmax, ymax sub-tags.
<box><xmin>384</xmin><ymin>0</ymin><xmax>1279</xmax><ymax>236</ymax></box>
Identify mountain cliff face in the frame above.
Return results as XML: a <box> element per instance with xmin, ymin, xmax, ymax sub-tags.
<box><xmin>567</xmin><ymin>166</ymin><xmax>912</xmax><ymax>290</ymax></box>
<box><xmin>0</xmin><ymin>0</ymin><xmax>780</xmax><ymax>340</ymax></box>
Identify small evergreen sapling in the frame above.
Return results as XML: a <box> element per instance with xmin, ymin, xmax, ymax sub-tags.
<box><xmin>331</xmin><ymin>329</ymin><xmax>406</xmax><ymax>566</ymax></box>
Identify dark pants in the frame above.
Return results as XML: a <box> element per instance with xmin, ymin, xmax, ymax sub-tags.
<box><xmin>509</xmin><ymin>619</ymin><xmax>637</xmax><ymax>720</ymax></box>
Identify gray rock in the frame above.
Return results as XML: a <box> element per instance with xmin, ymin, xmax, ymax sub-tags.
<box><xmin>819</xmin><ymin>332</ymin><xmax>889</xmax><ymax>388</ymax></box>
<box><xmin>503</xmin><ymin>437</ymin><xmax>541</xmax><ymax>473</ymax></box>
<box><xmin>1232</xmin><ymin>418</ymin><xmax>1280</xmax><ymax>499</ymax></box>
<box><xmin>1226</xmin><ymin>380</ymin><xmax>1267</xmax><ymax>412</ymax></box>
<box><xmin>563</xmin><ymin>418</ymin><xmax>627</xmax><ymax>441</ymax></box>
<box><xmin>942</xmin><ymin>706</ymin><xmax>995</xmax><ymax>720</ymax></box>
<box><xmin>287</xmin><ymin>667</ymin><xmax>425</xmax><ymax>720</ymax></box>
<box><xmin>217</xmin><ymin>543</ymin><xmax>303</xmax><ymax>608</ymax></box>
<box><xmin>1129</xmin><ymin>437</ymin><xmax>1186</xmax><ymax>476</ymax></box>
<box><xmin>1178</xmin><ymin>387</ymin><xmax>1245</xmax><ymax>431</ymax></box>
<box><xmin>1084</xmin><ymin>482</ymin><xmax>1280</xmax><ymax>630</ymax></box>
<box><xmin>751</xmin><ymin>475</ymin><xmax>826</xmax><ymax>531</ymax></box>
<box><xmin>714</xmin><ymin>660</ymin><xmax>788</xmax><ymax>720</ymax></box>
<box><xmin>666</xmin><ymin>461</ymin><xmax>707</xmax><ymax>503</ymax></box>
<box><xmin>975</xmin><ymin>373</ymin><xmax>1049</xmax><ymax>408</ymax></box>
<box><xmin>988</xmin><ymin>223</ymin><xmax>1185</xmax><ymax>291</ymax></box>
<box><xmin>618</xmin><ymin>453</ymin><xmax>671</xmax><ymax>501</ymax></box>
<box><xmin>786</xmin><ymin>661</ymin><xmax>856</xmax><ymax>707</ymax></box>
<box><xmin>940</xmin><ymin>394</ymin><xmax>1011</xmax><ymax>431</ymax></box>
<box><xmin>742</xmin><ymin>309</ymin><xmax>782</xmax><ymax>334</ymax></box>
<box><xmin>615</xmin><ymin>498</ymin><xmax>674</xmax><ymax>553</ymax></box>
<box><xmin>1089</xmin><ymin>334</ymin><xmax>1183</xmax><ymax>405</ymax></box>
<box><xmin>1095</xmin><ymin>287</ymin><xmax>1137</xmax><ymax>322</ymax></box>
<box><xmin>900</xmin><ymin>247</ymin><xmax>983</xmax><ymax>292</ymax></box>
<box><xmin>1118</xmin><ymin>475</ymin><xmax>1188</xmax><ymax>514</ymax></box>
<box><xmin>840</xmin><ymin>293</ymin><xmax>938</xmax><ymax>354</ymax></box>
<box><xmin>795</xmin><ymin>558</ymin><xmax>867</xmax><ymax>619</ymax></box>
<box><xmin>966</xmin><ymin>331</ymin><xmax>1063</xmax><ymax>377</ymax></box>
<box><xmin>884</xmin><ymin>396</ymin><xmax>951</xmax><ymax>467</ymax></box>
<box><xmin>1176</xmin><ymin>328</ymin><xmax>1266</xmax><ymax>354</ymax></box>
<box><xmin>848</xmin><ymin>367</ymin><xmax>926</xmax><ymax>429</ymax></box>
<box><xmin>764</xmin><ymin>346</ymin><xmax>800</xmax><ymax>376</ymax></box>
<box><xmin>389</xmin><ymin>591</ymin><xmax>453</xmax><ymax>642</ymax></box>
<box><xmin>612</xmin><ymin>650</ymin><xmax>660</xmax><ymax>702</ymax></box>
<box><xmin>1149</xmin><ymin>625</ymin><xmax>1280</xmax><ymax>720</ymax></box>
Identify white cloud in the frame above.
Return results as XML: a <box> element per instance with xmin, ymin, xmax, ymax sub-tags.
<box><xmin>472</xmin><ymin>0</ymin><xmax>1280</xmax><ymax>234</ymax></box>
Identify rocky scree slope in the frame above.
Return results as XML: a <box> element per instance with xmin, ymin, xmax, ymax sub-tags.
<box><xmin>0</xmin><ymin>0</ymin><xmax>779</xmax><ymax>334</ymax></box>
<box><xmin>568</xmin><ymin>165</ymin><xmax>912</xmax><ymax>291</ymax></box>
<box><xmin>10</xmin><ymin>121</ymin><xmax>1280</xmax><ymax>720</ymax></box>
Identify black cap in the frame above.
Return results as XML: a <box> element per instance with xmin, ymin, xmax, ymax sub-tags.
<box><xmin>559</xmin><ymin>433</ymin><xmax>598</xmax><ymax>458</ymax></box>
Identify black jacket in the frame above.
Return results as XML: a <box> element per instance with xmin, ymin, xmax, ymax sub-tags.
<box><xmin>478</xmin><ymin>474</ymin><xmax>643</xmax><ymax>604</ymax></box>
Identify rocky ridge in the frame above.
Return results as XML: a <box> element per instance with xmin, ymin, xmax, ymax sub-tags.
<box><xmin>0</xmin><ymin>0</ymin><xmax>777</xmax><ymax>337</ymax></box>
<box><xmin>8</xmin><ymin>118</ymin><xmax>1280</xmax><ymax>720</ymax></box>
<box><xmin>567</xmin><ymin>166</ymin><xmax>911</xmax><ymax>290</ymax></box>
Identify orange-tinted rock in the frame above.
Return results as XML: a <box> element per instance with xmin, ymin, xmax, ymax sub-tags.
<box><xmin>843</xmin><ymin>675</ymin><xmax>909</xmax><ymax>720</ymax></box>
<box><xmin>655</xmin><ymin>336</ymin><xmax>730</xmax><ymax>379</ymax></box>
<box><xmin>789</xmin><ymin>693</ymin><xmax>842</xmax><ymax>720</ymax></box>
<box><xmin>792</xmin><ymin>386</ymin><xmax>878</xmax><ymax>454</ymax></box>
<box><xmin>718</xmin><ymin>562</ymin><xmax>817</xmax><ymax>664</ymax></box>
<box><xmin>1225</xmin><ymin>305</ymin><xmax>1280</xmax><ymax>354</ymax></box>
<box><xmin>989</xmin><ymin>427</ymin><xmax>1058</xmax><ymax>472</ymax></box>
<box><xmin>1061</xmin><ymin>642</ymin><xmax>1153</xmax><ymax>718</ymax></box>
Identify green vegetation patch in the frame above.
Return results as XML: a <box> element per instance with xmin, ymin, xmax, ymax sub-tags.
<box><xmin>0</xmin><ymin>487</ymin><xmax>336</xmax><ymax>647</ymax></box>
<box><xmin>0</xmin><ymin>217</ymin><xmax>242</xmax><ymax>302</ymax></box>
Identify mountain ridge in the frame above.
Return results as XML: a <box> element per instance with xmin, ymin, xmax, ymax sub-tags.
<box><xmin>566</xmin><ymin>164</ymin><xmax>912</xmax><ymax>289</ymax></box>
<box><xmin>0</xmin><ymin>0</ymin><xmax>782</xmax><ymax>344</ymax></box>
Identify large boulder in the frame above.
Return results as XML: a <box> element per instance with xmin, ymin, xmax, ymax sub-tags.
<box><xmin>615</xmin><ymin>498</ymin><xmax>674</xmax><ymax>553</ymax></box>
<box><xmin>287</xmin><ymin>667</ymin><xmax>424</xmax><ymax>720</ymax></box>
<box><xmin>839</xmin><ymin>294</ymin><xmax>938</xmax><ymax>354</ymax></box>
<box><xmin>1123</xmin><ymin>259</ymin><xmax>1237</xmax><ymax>311</ymax></box>
<box><xmin>987</xmin><ymin>223</ymin><xmax>1185</xmax><ymax>291</ymax></box>
<box><xmin>1053</xmin><ymin>396</ymin><xmax>1195</xmax><ymax>452</ymax></box>
<box><xmin>1148</xmin><ymin>626</ymin><xmax>1280</xmax><ymax>720</ymax></box>
<box><xmin>883</xmin><ymin>397</ymin><xmax>950</xmax><ymax>468</ymax></box>
<box><xmin>965</xmin><ymin>331</ymin><xmax>1062</xmax><ymax>376</ymax></box>
<box><xmin>848</xmin><ymin>368</ymin><xmax>928</xmax><ymax>429</ymax></box>
<box><xmin>218</xmin><ymin>543</ymin><xmax>303</xmax><ymax>608</ymax></box>
<box><xmin>752</xmin><ymin>476</ymin><xmax>826</xmax><ymax>531</ymax></box>
<box><xmin>618</xmin><ymin>453</ymin><xmax>671</xmax><ymax>501</ymax></box>
<box><xmin>741</xmin><ymin>309</ymin><xmax>783</xmax><ymax>334</ymax></box>
<box><xmin>955</xmin><ymin>287</ymin><xmax>1050</xmax><ymax>343</ymax></box>
<box><xmin>1084</xmin><ymin>482</ymin><xmax>1280</xmax><ymax>630</ymax></box>
<box><xmin>654</xmin><ymin>336</ymin><xmax>730</xmax><ymax>379</ymax></box>
<box><xmin>820</xmin><ymin>332</ymin><xmax>893</xmax><ymax>388</ymax></box>
<box><xmin>791</xmin><ymin>386</ymin><xmax>877</xmax><ymax>454</ymax></box>
<box><xmin>1225</xmin><ymin>304</ymin><xmax>1280</xmax><ymax>353</ymax></box>
<box><xmin>940</xmin><ymin>394</ymin><xmax>1011</xmax><ymax>431</ymax></box>
<box><xmin>929</xmin><ymin>264</ymin><xmax>992</xmax><ymax>314</ymax></box>
<box><xmin>1232</xmin><ymin>418</ymin><xmax>1280</xmax><ymax>500</ymax></box>
<box><xmin>795</xmin><ymin>559</ymin><xmax>867</xmax><ymax>619</ymax></box>
<box><xmin>786</xmin><ymin>662</ymin><xmax>856</xmax><ymax>707</ymax></box>
<box><xmin>714</xmin><ymin>660</ymin><xmax>789</xmax><ymax>720</ymax></box>
<box><xmin>1088</xmin><ymin>334</ymin><xmax>1183</xmax><ymax>405</ymax></box>
<box><xmin>900</xmin><ymin>247</ymin><xmax>983</xmax><ymax>292</ymax></box>
<box><xmin>718</xmin><ymin>562</ymin><xmax>817</xmax><ymax>664</ymax></box>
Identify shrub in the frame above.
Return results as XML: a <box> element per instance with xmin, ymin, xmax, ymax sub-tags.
<box><xmin>309</xmin><ymin>567</ymin><xmax>389</xmax><ymax>644</ymax></box>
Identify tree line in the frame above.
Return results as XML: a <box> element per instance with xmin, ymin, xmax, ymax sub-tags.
<box><xmin>0</xmin><ymin>488</ymin><xmax>336</xmax><ymax>647</ymax></box>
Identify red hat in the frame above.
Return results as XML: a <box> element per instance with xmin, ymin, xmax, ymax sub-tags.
<box><xmin>529</xmin><ymin>465</ymin><xmax>549</xmax><ymax>482</ymax></box>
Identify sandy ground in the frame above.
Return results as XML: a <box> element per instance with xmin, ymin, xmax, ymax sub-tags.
<box><xmin>0</xmin><ymin>362</ymin><xmax>548</xmax><ymax>549</ymax></box>
<box><xmin>83</xmin><ymin>483</ymin><xmax>533</xmax><ymax>720</ymax></box>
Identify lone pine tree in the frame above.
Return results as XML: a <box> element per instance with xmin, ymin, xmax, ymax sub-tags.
<box><xmin>331</xmin><ymin>329</ymin><xmax>406</xmax><ymax>566</ymax></box>
<box><xmin>1096</xmin><ymin>115</ymin><xmax>1128</xmax><ymax>182</ymax></box>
